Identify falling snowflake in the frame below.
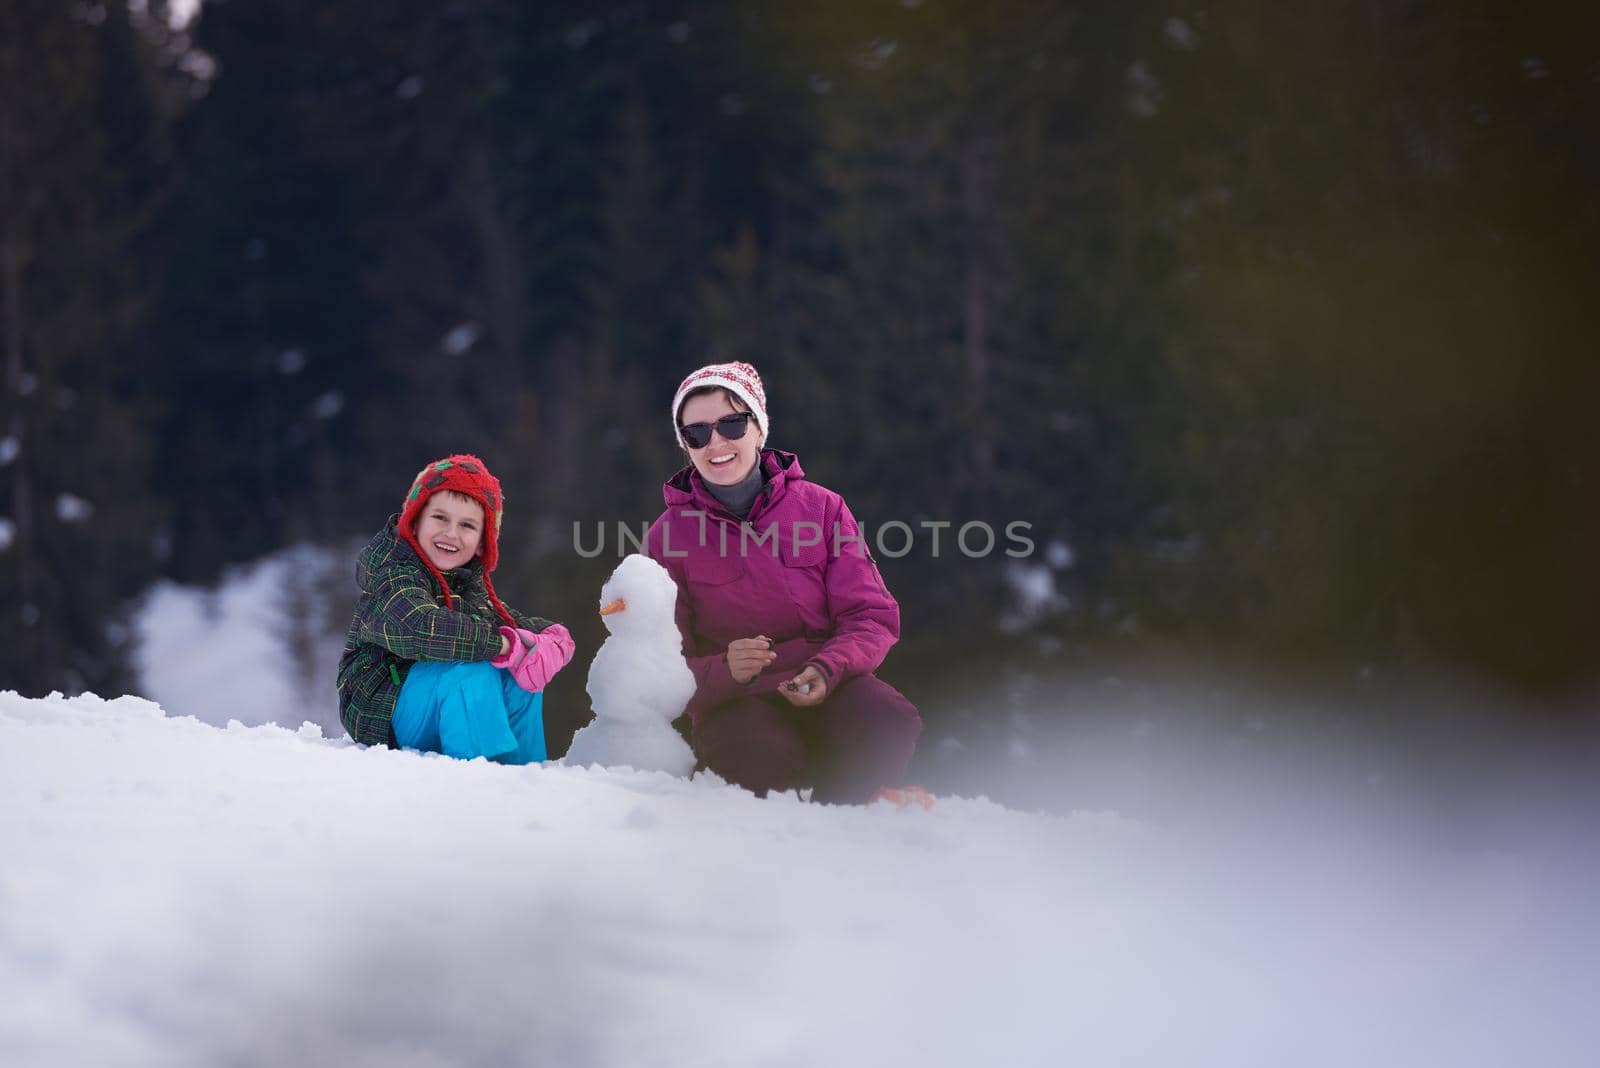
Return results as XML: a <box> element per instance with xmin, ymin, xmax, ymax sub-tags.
<box><xmin>442</xmin><ymin>321</ymin><xmax>481</xmax><ymax>356</ymax></box>
<box><xmin>57</xmin><ymin>495</ymin><xmax>94</xmax><ymax>523</ymax></box>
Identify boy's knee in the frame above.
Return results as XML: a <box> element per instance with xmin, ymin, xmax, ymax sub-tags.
<box><xmin>433</xmin><ymin>659</ymin><xmax>500</xmax><ymax>689</ymax></box>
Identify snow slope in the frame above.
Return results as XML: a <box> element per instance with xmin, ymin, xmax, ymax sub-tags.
<box><xmin>2</xmin><ymin>691</ymin><xmax>1594</xmax><ymax>1067</ymax></box>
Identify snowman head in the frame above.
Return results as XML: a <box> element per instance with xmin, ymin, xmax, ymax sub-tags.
<box><xmin>597</xmin><ymin>554</ymin><xmax>680</xmax><ymax>639</ymax></box>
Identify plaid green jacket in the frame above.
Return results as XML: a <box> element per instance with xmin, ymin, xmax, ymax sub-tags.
<box><xmin>336</xmin><ymin>516</ymin><xmax>552</xmax><ymax>747</ymax></box>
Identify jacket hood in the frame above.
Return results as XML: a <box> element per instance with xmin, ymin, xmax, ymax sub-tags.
<box><xmin>663</xmin><ymin>449</ymin><xmax>805</xmax><ymax>517</ymax></box>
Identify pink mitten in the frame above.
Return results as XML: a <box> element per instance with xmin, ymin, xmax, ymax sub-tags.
<box><xmin>490</xmin><ymin>626</ymin><xmax>528</xmax><ymax>670</ymax></box>
<box><xmin>507</xmin><ymin>624</ymin><xmax>575</xmax><ymax>693</ymax></box>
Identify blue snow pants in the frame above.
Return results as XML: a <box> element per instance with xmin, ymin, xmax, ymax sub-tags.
<box><xmin>392</xmin><ymin>661</ymin><xmax>546</xmax><ymax>764</ymax></box>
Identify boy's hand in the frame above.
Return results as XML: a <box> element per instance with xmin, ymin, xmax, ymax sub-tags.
<box><xmin>506</xmin><ymin>624</ymin><xmax>575</xmax><ymax>693</ymax></box>
<box><xmin>726</xmin><ymin>636</ymin><xmax>776</xmax><ymax>684</ymax></box>
<box><xmin>491</xmin><ymin>626</ymin><xmax>525</xmax><ymax>669</ymax></box>
<box><xmin>778</xmin><ymin>665</ymin><xmax>827</xmax><ymax>707</ymax></box>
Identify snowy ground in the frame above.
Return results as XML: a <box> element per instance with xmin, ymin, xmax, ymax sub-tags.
<box><xmin>50</xmin><ymin>546</ymin><xmax>1596</xmax><ymax>1064</ymax></box>
<box><xmin>3</xmin><ymin>689</ymin><xmax>1596</xmax><ymax>1068</ymax></box>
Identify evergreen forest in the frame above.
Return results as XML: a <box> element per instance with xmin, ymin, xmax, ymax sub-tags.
<box><xmin>3</xmin><ymin>0</ymin><xmax>1596</xmax><ymax>738</ymax></box>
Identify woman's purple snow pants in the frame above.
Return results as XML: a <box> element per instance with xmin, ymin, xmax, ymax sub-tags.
<box><xmin>690</xmin><ymin>675</ymin><xmax>922</xmax><ymax>804</ymax></box>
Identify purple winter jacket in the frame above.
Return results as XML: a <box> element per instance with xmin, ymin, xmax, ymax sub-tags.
<box><xmin>644</xmin><ymin>449</ymin><xmax>900</xmax><ymax>721</ymax></box>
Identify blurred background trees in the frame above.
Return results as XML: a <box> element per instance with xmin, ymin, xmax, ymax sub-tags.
<box><xmin>1</xmin><ymin>0</ymin><xmax>184</xmax><ymax>694</ymax></box>
<box><xmin>2</xmin><ymin>0</ymin><xmax>1595</xmax><ymax>725</ymax></box>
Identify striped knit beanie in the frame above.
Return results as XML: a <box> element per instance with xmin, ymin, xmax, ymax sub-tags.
<box><xmin>670</xmin><ymin>361</ymin><xmax>769</xmax><ymax>444</ymax></box>
<box><xmin>398</xmin><ymin>454</ymin><xmax>514</xmax><ymax>625</ymax></box>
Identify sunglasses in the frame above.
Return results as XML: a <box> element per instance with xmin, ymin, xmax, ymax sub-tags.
<box><xmin>679</xmin><ymin>411</ymin><xmax>756</xmax><ymax>450</ymax></box>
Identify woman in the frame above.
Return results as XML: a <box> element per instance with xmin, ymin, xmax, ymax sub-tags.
<box><xmin>644</xmin><ymin>361</ymin><xmax>922</xmax><ymax>803</ymax></box>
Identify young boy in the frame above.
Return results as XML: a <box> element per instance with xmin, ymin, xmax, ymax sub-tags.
<box><xmin>336</xmin><ymin>454</ymin><xmax>573</xmax><ymax>763</ymax></box>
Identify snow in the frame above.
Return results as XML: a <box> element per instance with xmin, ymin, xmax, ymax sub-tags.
<box><xmin>2</xmin><ymin>686</ymin><xmax>1595</xmax><ymax>1067</ymax></box>
<box><xmin>1126</xmin><ymin>61</ymin><xmax>1163</xmax><ymax>119</ymax></box>
<box><xmin>168</xmin><ymin>0</ymin><xmax>202</xmax><ymax>29</ymax></box>
<box><xmin>55</xmin><ymin>494</ymin><xmax>93</xmax><ymax>523</ymax></box>
<box><xmin>1000</xmin><ymin>559</ymin><xmax>1068</xmax><ymax>632</ymax></box>
<box><xmin>310</xmin><ymin>391</ymin><xmax>344</xmax><ymax>419</ymax></box>
<box><xmin>134</xmin><ymin>544</ymin><xmax>349</xmax><ymax>735</ymax></box>
<box><xmin>101</xmin><ymin>546</ymin><xmax>1600</xmax><ymax>1064</ymax></box>
<box><xmin>441</xmin><ymin>321</ymin><xmax>481</xmax><ymax>356</ymax></box>
<box><xmin>1164</xmin><ymin>17</ymin><xmax>1198</xmax><ymax>50</ymax></box>
<box><xmin>1006</xmin><ymin>560</ymin><xmax>1057</xmax><ymax>609</ymax></box>
<box><xmin>1045</xmin><ymin>539</ymin><xmax>1075</xmax><ymax>569</ymax></box>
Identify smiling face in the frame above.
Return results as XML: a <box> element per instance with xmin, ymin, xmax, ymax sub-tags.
<box><xmin>679</xmin><ymin>388</ymin><xmax>765</xmax><ymax>486</ymax></box>
<box><xmin>412</xmin><ymin>490</ymin><xmax>485</xmax><ymax>572</ymax></box>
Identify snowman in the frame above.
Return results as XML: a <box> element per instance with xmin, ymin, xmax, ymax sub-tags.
<box><xmin>564</xmin><ymin>554</ymin><xmax>697</xmax><ymax>776</ymax></box>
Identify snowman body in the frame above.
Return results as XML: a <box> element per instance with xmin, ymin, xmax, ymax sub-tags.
<box><xmin>565</xmin><ymin>555</ymin><xmax>697</xmax><ymax>776</ymax></box>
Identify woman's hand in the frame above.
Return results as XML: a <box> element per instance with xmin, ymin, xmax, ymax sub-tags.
<box><xmin>778</xmin><ymin>665</ymin><xmax>828</xmax><ymax>707</ymax></box>
<box><xmin>726</xmin><ymin>635</ymin><xmax>776</xmax><ymax>684</ymax></box>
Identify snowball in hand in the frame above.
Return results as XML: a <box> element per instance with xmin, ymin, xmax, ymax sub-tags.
<box><xmin>566</xmin><ymin>554</ymin><xmax>696</xmax><ymax>776</ymax></box>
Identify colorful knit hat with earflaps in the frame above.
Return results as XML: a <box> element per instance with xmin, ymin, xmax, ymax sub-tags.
<box><xmin>398</xmin><ymin>454</ymin><xmax>514</xmax><ymax>626</ymax></box>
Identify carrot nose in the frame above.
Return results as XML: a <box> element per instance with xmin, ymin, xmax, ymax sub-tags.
<box><xmin>599</xmin><ymin>598</ymin><xmax>626</xmax><ymax>617</ymax></box>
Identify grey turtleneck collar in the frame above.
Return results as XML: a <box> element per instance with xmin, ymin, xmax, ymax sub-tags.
<box><xmin>702</xmin><ymin>461</ymin><xmax>766</xmax><ymax>520</ymax></box>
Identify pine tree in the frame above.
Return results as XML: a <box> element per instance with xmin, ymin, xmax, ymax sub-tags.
<box><xmin>1127</xmin><ymin>1</ymin><xmax>1600</xmax><ymax>684</ymax></box>
<box><xmin>154</xmin><ymin>0</ymin><xmax>376</xmax><ymax>579</ymax></box>
<box><xmin>701</xmin><ymin>1</ymin><xmax>1153</xmax><ymax>659</ymax></box>
<box><xmin>0</xmin><ymin>1</ymin><xmax>182</xmax><ymax>693</ymax></box>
